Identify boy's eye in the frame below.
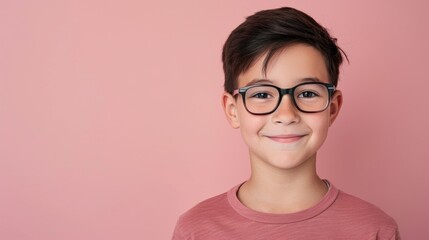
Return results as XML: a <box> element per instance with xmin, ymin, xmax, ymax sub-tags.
<box><xmin>251</xmin><ymin>92</ymin><xmax>272</xmax><ymax>99</ymax></box>
<box><xmin>298</xmin><ymin>91</ymin><xmax>319</xmax><ymax>98</ymax></box>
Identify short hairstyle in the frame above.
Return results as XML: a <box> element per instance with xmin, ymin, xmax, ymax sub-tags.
<box><xmin>222</xmin><ymin>7</ymin><xmax>347</xmax><ymax>94</ymax></box>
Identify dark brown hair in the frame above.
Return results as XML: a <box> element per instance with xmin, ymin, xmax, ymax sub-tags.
<box><xmin>222</xmin><ymin>7</ymin><xmax>347</xmax><ymax>94</ymax></box>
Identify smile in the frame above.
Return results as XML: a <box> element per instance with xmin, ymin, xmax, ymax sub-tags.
<box><xmin>265</xmin><ymin>134</ymin><xmax>307</xmax><ymax>143</ymax></box>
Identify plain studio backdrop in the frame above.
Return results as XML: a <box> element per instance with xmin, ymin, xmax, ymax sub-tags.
<box><xmin>1</xmin><ymin>0</ymin><xmax>428</xmax><ymax>239</ymax></box>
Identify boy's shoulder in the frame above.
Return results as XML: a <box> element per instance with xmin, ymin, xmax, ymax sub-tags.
<box><xmin>178</xmin><ymin>189</ymin><xmax>232</xmax><ymax>224</ymax></box>
<box><xmin>172</xmin><ymin>189</ymin><xmax>234</xmax><ymax>239</ymax></box>
<box><xmin>336</xmin><ymin>190</ymin><xmax>396</xmax><ymax>221</ymax></box>
<box><xmin>329</xmin><ymin>189</ymin><xmax>400</xmax><ymax>238</ymax></box>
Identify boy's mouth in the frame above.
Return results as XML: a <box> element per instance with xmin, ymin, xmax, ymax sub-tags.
<box><xmin>264</xmin><ymin>134</ymin><xmax>307</xmax><ymax>143</ymax></box>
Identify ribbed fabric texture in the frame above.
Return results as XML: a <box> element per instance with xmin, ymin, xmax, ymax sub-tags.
<box><xmin>172</xmin><ymin>181</ymin><xmax>400</xmax><ymax>240</ymax></box>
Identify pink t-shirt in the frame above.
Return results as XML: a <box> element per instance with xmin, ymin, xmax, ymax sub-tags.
<box><xmin>172</xmin><ymin>182</ymin><xmax>400</xmax><ymax>240</ymax></box>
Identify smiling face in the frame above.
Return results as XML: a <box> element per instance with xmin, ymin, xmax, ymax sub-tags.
<box><xmin>223</xmin><ymin>44</ymin><xmax>342</xmax><ymax>172</ymax></box>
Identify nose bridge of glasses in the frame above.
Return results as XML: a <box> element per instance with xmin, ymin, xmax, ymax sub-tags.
<box><xmin>276</xmin><ymin>87</ymin><xmax>296</xmax><ymax>110</ymax></box>
<box><xmin>277</xmin><ymin>87</ymin><xmax>295</xmax><ymax>104</ymax></box>
<box><xmin>279</xmin><ymin>87</ymin><xmax>294</xmax><ymax>97</ymax></box>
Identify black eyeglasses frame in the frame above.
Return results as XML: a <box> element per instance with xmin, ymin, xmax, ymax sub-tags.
<box><xmin>232</xmin><ymin>82</ymin><xmax>336</xmax><ymax>115</ymax></box>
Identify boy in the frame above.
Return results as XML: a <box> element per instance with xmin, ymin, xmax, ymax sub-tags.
<box><xmin>173</xmin><ymin>7</ymin><xmax>400</xmax><ymax>239</ymax></box>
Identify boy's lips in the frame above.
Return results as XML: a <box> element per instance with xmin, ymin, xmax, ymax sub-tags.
<box><xmin>264</xmin><ymin>134</ymin><xmax>307</xmax><ymax>143</ymax></box>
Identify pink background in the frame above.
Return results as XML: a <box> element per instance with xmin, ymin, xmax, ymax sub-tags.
<box><xmin>1</xmin><ymin>0</ymin><xmax>428</xmax><ymax>239</ymax></box>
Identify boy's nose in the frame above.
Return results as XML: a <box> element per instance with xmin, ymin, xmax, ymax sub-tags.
<box><xmin>271</xmin><ymin>95</ymin><xmax>299</xmax><ymax>125</ymax></box>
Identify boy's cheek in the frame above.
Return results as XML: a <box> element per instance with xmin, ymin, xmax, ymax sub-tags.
<box><xmin>239</xmin><ymin>117</ymin><xmax>266</xmax><ymax>137</ymax></box>
<box><xmin>308</xmin><ymin>116</ymin><xmax>331</xmax><ymax>139</ymax></box>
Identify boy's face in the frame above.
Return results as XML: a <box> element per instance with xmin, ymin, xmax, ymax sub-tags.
<box><xmin>222</xmin><ymin>44</ymin><xmax>342</xmax><ymax>171</ymax></box>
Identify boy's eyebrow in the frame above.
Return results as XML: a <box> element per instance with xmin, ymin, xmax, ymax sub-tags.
<box><xmin>300</xmin><ymin>77</ymin><xmax>322</xmax><ymax>83</ymax></box>
<box><xmin>244</xmin><ymin>77</ymin><xmax>323</xmax><ymax>87</ymax></box>
<box><xmin>244</xmin><ymin>78</ymin><xmax>272</xmax><ymax>86</ymax></box>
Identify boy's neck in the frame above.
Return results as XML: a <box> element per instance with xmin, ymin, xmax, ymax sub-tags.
<box><xmin>237</xmin><ymin>154</ymin><xmax>328</xmax><ymax>214</ymax></box>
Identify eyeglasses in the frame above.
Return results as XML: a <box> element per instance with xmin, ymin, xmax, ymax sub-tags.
<box><xmin>233</xmin><ymin>82</ymin><xmax>336</xmax><ymax>115</ymax></box>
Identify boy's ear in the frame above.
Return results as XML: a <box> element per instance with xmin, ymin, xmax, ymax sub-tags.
<box><xmin>222</xmin><ymin>92</ymin><xmax>240</xmax><ymax>129</ymax></box>
<box><xmin>329</xmin><ymin>90</ymin><xmax>343</xmax><ymax>126</ymax></box>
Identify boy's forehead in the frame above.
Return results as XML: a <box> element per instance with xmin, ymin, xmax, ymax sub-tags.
<box><xmin>237</xmin><ymin>44</ymin><xmax>329</xmax><ymax>87</ymax></box>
